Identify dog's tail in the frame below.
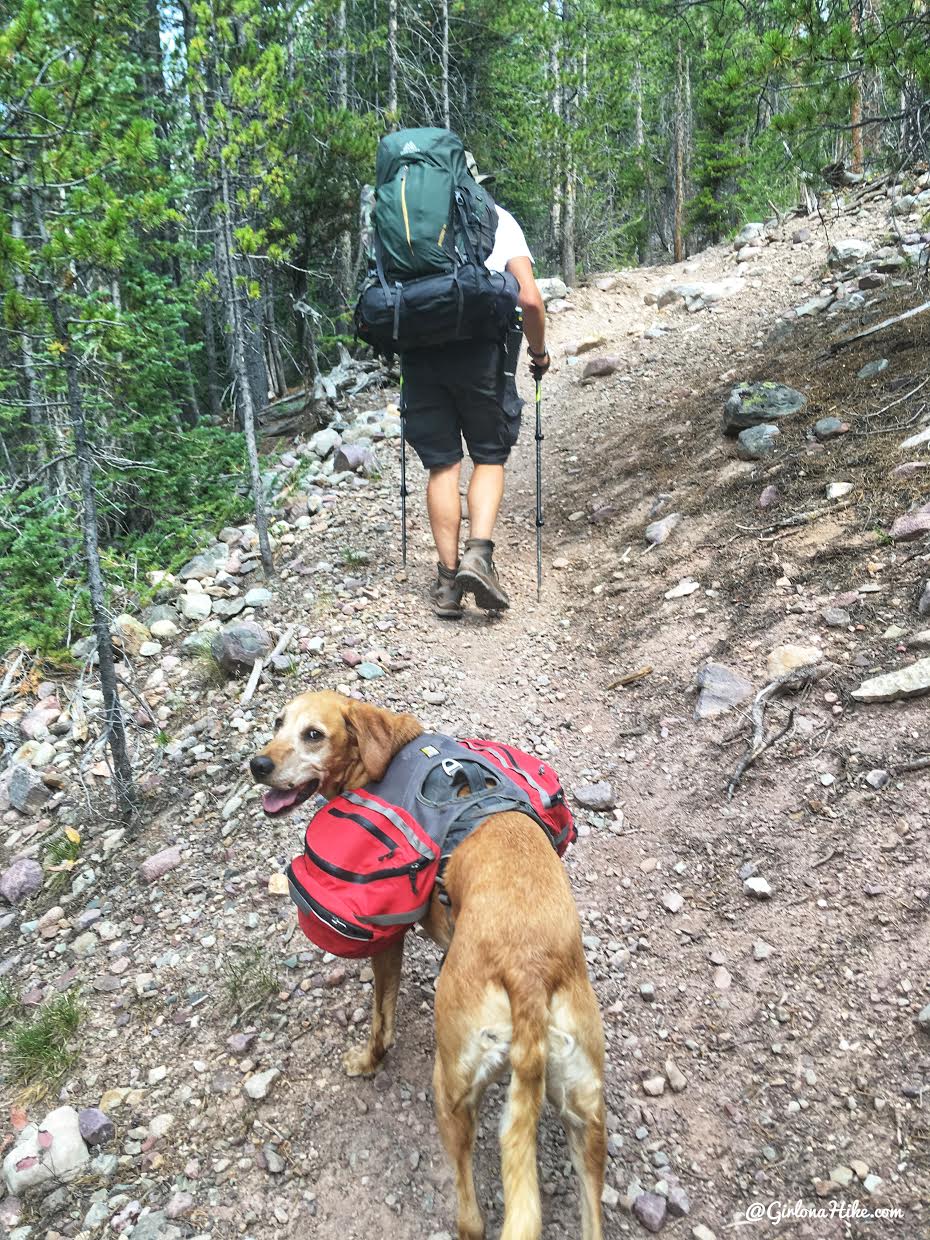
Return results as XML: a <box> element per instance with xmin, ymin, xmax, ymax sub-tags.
<box><xmin>499</xmin><ymin>978</ymin><xmax>549</xmax><ymax>1240</ymax></box>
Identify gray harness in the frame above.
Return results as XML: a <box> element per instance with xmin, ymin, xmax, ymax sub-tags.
<box><xmin>363</xmin><ymin>733</ymin><xmax>549</xmax><ymax>868</ymax></box>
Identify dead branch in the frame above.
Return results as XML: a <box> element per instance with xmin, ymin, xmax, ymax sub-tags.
<box><xmin>827</xmin><ymin>300</ymin><xmax>930</xmax><ymax>355</ymax></box>
<box><xmin>890</xmin><ymin>754</ymin><xmax>930</xmax><ymax>775</ymax></box>
<box><xmin>860</xmin><ymin>376</ymin><xmax>930</xmax><ymax>420</ymax></box>
<box><xmin>240</xmin><ymin>658</ymin><xmax>264</xmax><ymax>705</ymax></box>
<box><xmin>736</xmin><ymin>499</ymin><xmax>853</xmax><ymax>537</ymax></box>
<box><xmin>606</xmin><ymin>665</ymin><xmax>653</xmax><ymax>691</ymax></box>
<box><xmin>726</xmin><ymin>665</ymin><xmax>831</xmax><ymax>800</ymax></box>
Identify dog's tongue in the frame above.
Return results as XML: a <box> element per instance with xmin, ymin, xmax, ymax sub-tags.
<box><xmin>262</xmin><ymin>786</ymin><xmax>301</xmax><ymax>815</ymax></box>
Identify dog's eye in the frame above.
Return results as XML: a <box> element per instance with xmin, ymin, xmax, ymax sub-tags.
<box><xmin>302</xmin><ymin>728</ymin><xmax>324</xmax><ymax>743</ymax></box>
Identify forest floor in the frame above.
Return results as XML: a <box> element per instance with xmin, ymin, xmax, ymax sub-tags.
<box><xmin>1</xmin><ymin>180</ymin><xmax>930</xmax><ymax>1240</ymax></box>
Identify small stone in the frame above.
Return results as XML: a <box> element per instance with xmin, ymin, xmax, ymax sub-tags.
<box><xmin>831</xmin><ymin>1165</ymin><xmax>854</xmax><ymax>1187</ymax></box>
<box><xmin>150</xmin><ymin>618</ymin><xmax>179</xmax><ymax>639</ymax></box>
<box><xmin>244</xmin><ymin>587</ymin><xmax>273</xmax><ymax>608</ymax></box>
<box><xmin>581</xmin><ymin>355</ymin><xmax>621</xmax><ymax>380</ymax></box>
<box><xmin>78</xmin><ymin>1107</ymin><xmax>115</xmax><ymax>1148</ymax></box>
<box><xmin>822</xmin><ymin>607</ymin><xmax>851</xmax><ymax>628</ymax></box>
<box><xmin>916</xmin><ymin>1002</ymin><xmax>930</xmax><ymax>1030</ymax></box>
<box><xmin>827</xmin><ymin>481</ymin><xmax>854</xmax><ymax>499</ymax></box>
<box><xmin>865</xmin><ymin>769</ymin><xmax>890</xmax><ymax>790</ymax></box>
<box><xmin>858</xmin><ymin>358</ymin><xmax>888</xmax><ymax>380</ymax></box>
<box><xmin>662</xmin><ymin>891</ymin><xmax>684</xmax><ymax>914</ymax></box>
<box><xmin>8</xmin><ymin>765</ymin><xmax>51</xmax><ymax>812</ymax></box>
<box><xmin>694</xmin><ymin>663</ymin><xmax>752</xmax><ymax>720</ymax></box>
<box><xmin>140</xmin><ymin>845</ymin><xmax>182</xmax><ymax>884</ymax></box>
<box><xmin>723</xmin><ymin>382</ymin><xmax>806</xmax><ymax>433</ymax></box>
<box><xmin>642</xmin><ymin>1075</ymin><xmax>665</xmax><ymax>1097</ymax></box>
<box><xmin>244</xmin><ymin>1068</ymin><xmax>280</xmax><ymax>1100</ymax></box>
<box><xmin>211</xmin><ymin>621</ymin><xmax>272</xmax><ymax>674</ymax></box>
<box><xmin>639</xmin><ymin>983</ymin><xmax>656</xmax><ymax>1003</ymax></box>
<box><xmin>165</xmin><ymin>1192</ymin><xmax>194</xmax><ymax>1220</ymax></box>
<box><xmin>179</xmin><ymin>592</ymin><xmax>212</xmax><ymax>621</ymax></box>
<box><xmin>573</xmin><ymin>781</ymin><xmax>614</xmax><ymax>811</ymax></box>
<box><xmin>665</xmin><ymin>1058</ymin><xmax>687</xmax><ymax>1092</ymax></box>
<box><xmin>753</xmin><ymin>940</ymin><xmax>772</xmax><ymax>961</ymax></box>
<box><xmin>863</xmin><ymin>1174</ymin><xmax>883</xmax><ymax>1194</ymax></box>
<box><xmin>645</xmin><ymin>513</ymin><xmax>682</xmax><ymax>546</ymax></box>
<box><xmin>766</xmin><ymin>644</ymin><xmax>821</xmax><ymax>679</ymax></box>
<box><xmin>692</xmin><ymin>1227</ymin><xmax>717</xmax><ymax>1240</ymax></box>
<box><xmin>666</xmin><ymin>1184</ymin><xmax>691</xmax><ymax>1217</ymax></box>
<box><xmin>736</xmin><ymin>423</ymin><xmax>780</xmax><ymax>460</ymax></box>
<box><xmin>601</xmin><ymin>1184</ymin><xmax>620</xmax><ymax>1209</ymax></box>
<box><xmin>813</xmin><ymin>417</ymin><xmax>849</xmax><ymax>442</ymax></box>
<box><xmin>356</xmin><ymin>662</ymin><xmax>385</xmax><ymax>680</ymax></box>
<box><xmin>632</xmin><ymin>1191</ymin><xmax>667</xmax><ymax>1233</ymax></box>
<box><xmin>744</xmin><ymin>876</ymin><xmax>772</xmax><ymax>899</ymax></box>
<box><xmin>758</xmin><ymin>485</ymin><xmax>780</xmax><ymax>509</ymax></box>
<box><xmin>665</xmin><ymin>578</ymin><xmax>700</xmax><ymax>599</ymax></box>
<box><xmin>0</xmin><ymin>858</ymin><xmax>43</xmax><ymax>905</ymax></box>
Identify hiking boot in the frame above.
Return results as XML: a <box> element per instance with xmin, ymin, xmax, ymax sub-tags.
<box><xmin>430</xmin><ymin>563</ymin><xmax>464</xmax><ymax>619</ymax></box>
<box><xmin>455</xmin><ymin>539</ymin><xmax>510</xmax><ymax>611</ymax></box>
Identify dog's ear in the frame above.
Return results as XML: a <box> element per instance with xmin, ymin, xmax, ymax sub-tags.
<box><xmin>344</xmin><ymin>701</ymin><xmax>421</xmax><ymax>783</ymax></box>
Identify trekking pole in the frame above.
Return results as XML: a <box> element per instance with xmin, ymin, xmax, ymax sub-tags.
<box><xmin>399</xmin><ymin>373</ymin><xmax>408</xmax><ymax>567</ymax></box>
<box><xmin>534</xmin><ymin>377</ymin><xmax>543</xmax><ymax>603</ymax></box>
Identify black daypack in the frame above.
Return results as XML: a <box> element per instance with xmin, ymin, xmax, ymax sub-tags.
<box><xmin>354</xmin><ymin>128</ymin><xmax>519</xmax><ymax>354</ymax></box>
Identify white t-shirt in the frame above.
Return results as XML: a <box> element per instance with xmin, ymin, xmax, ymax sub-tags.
<box><xmin>484</xmin><ymin>206</ymin><xmax>533</xmax><ymax>273</ymax></box>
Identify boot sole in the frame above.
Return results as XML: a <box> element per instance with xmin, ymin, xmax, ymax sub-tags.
<box><xmin>432</xmin><ymin>604</ymin><xmax>464</xmax><ymax>620</ymax></box>
<box><xmin>455</xmin><ymin>568</ymin><xmax>510</xmax><ymax>611</ymax></box>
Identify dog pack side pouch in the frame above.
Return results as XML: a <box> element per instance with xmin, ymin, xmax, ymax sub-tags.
<box><xmin>287</xmin><ymin>789</ymin><xmax>441</xmax><ymax>959</ymax></box>
<box><xmin>458</xmin><ymin>739</ymin><xmax>577</xmax><ymax>854</ymax></box>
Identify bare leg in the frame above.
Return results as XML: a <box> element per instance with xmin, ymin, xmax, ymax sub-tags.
<box><xmin>467</xmin><ymin>463</ymin><xmax>505</xmax><ymax>541</ymax></box>
<box><xmin>343</xmin><ymin>936</ymin><xmax>404</xmax><ymax>1077</ymax></box>
<box><xmin>427</xmin><ymin>462</ymin><xmax>463</xmax><ymax>570</ymax></box>
<box><xmin>433</xmin><ymin>1055</ymin><xmax>485</xmax><ymax>1240</ymax></box>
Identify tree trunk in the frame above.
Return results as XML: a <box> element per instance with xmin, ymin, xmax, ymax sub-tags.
<box><xmin>387</xmin><ymin>0</ymin><xmax>399</xmax><ymax>123</ymax></box>
<box><xmin>37</xmin><ymin>224</ymin><xmax>135</xmax><ymax>821</ymax></box>
<box><xmin>559</xmin><ymin>2</ymin><xmax>575</xmax><ymax>287</ymax></box>
<box><xmin>547</xmin><ymin>3</ymin><xmax>562</xmax><ymax>263</ymax></box>
<box><xmin>633</xmin><ymin>59</ymin><xmax>648</xmax><ymax>264</ymax></box>
<box><xmin>440</xmin><ymin>0</ymin><xmax>450</xmax><ymax>128</ymax></box>
<box><xmin>201</xmin><ymin>292</ymin><xmax>225</xmax><ymax>420</ymax></box>
<box><xmin>217</xmin><ymin>160</ymin><xmax>274</xmax><ymax>575</ymax></box>
<box><xmin>335</xmin><ymin>0</ymin><xmax>354</xmax><ymax>310</ymax></box>
<box><xmin>849</xmin><ymin>2</ymin><xmax>863</xmax><ymax>172</ymax></box>
<box><xmin>673</xmin><ymin>38</ymin><xmax>685</xmax><ymax>264</ymax></box>
<box><xmin>11</xmin><ymin>179</ymin><xmax>49</xmax><ymax>485</ymax></box>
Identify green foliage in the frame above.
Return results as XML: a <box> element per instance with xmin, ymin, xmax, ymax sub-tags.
<box><xmin>3</xmin><ymin>992</ymin><xmax>84</xmax><ymax>1088</ymax></box>
<box><xmin>221</xmin><ymin>945</ymin><xmax>280</xmax><ymax>1014</ymax></box>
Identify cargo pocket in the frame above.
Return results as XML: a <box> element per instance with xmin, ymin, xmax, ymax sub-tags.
<box><xmin>497</xmin><ymin>347</ymin><xmax>524</xmax><ymax>448</ymax></box>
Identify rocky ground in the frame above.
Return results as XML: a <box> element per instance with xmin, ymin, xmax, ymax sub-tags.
<box><xmin>1</xmin><ymin>170</ymin><xmax>929</xmax><ymax>1240</ymax></box>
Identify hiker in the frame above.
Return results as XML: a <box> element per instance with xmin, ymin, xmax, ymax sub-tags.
<box><xmin>355</xmin><ymin>130</ymin><xmax>550</xmax><ymax>618</ymax></box>
<box><xmin>406</xmin><ymin>151</ymin><xmax>550</xmax><ymax>618</ymax></box>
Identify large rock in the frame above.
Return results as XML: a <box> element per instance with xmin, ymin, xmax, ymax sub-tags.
<box><xmin>581</xmin><ymin>355</ymin><xmax>621</xmax><ymax>380</ymax></box>
<box><xmin>736</xmin><ymin>423</ymin><xmax>780</xmax><ymax>460</ymax></box>
<box><xmin>8</xmin><ymin>764</ymin><xmax>51</xmax><ymax>813</ymax></box>
<box><xmin>111</xmin><ymin>615</ymin><xmax>151</xmax><ymax>656</ymax></box>
<box><xmin>177</xmin><ymin>544</ymin><xmax>229</xmax><ymax>581</ymax></box>
<box><xmin>309</xmin><ymin>427</ymin><xmax>341</xmax><ymax>459</ymax></box>
<box><xmin>827</xmin><ymin>238</ymin><xmax>874</xmax><ymax>267</ymax></box>
<box><xmin>695</xmin><ymin>664</ymin><xmax>753</xmax><ymax>720</ymax></box>
<box><xmin>919</xmin><ymin>581</ymin><xmax>930</xmax><ymax>617</ymax></box>
<box><xmin>851</xmin><ymin>657</ymin><xmax>930</xmax><ymax>703</ymax></box>
<box><xmin>889</xmin><ymin>510</ymin><xmax>930</xmax><ymax>542</ymax></box>
<box><xmin>19</xmin><ymin>698</ymin><xmax>61</xmax><ymax>739</ymax></box>
<box><xmin>0</xmin><ymin>858</ymin><xmax>43</xmax><ymax>905</ymax></box>
<box><xmin>334</xmin><ymin>441</ymin><xmax>378</xmax><ymax>477</ymax></box>
<box><xmin>3</xmin><ymin>1106</ymin><xmax>89</xmax><ymax>1195</ymax></box>
<box><xmin>211</xmin><ymin>621</ymin><xmax>272</xmax><ymax>674</ymax></box>
<box><xmin>901</xmin><ymin>425</ymin><xmax>930</xmax><ymax>451</ymax></box>
<box><xmin>537</xmin><ymin>277</ymin><xmax>568</xmax><ymax>305</ymax></box>
<box><xmin>667</xmin><ymin>276</ymin><xmax>745</xmax><ymax>312</ymax></box>
<box><xmin>723</xmin><ymin>382</ymin><xmax>807</xmax><ymax>434</ymax></box>
<box><xmin>733</xmin><ymin>221</ymin><xmax>765</xmax><ymax>250</ymax></box>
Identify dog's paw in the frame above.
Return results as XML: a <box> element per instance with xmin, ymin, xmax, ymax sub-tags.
<box><xmin>343</xmin><ymin>1045</ymin><xmax>380</xmax><ymax>1077</ymax></box>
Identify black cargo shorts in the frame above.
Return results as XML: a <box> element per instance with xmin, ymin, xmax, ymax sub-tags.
<box><xmin>400</xmin><ymin>337</ymin><xmax>524</xmax><ymax>469</ymax></box>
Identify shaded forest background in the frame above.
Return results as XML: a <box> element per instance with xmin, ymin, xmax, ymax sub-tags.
<box><xmin>2</xmin><ymin>0</ymin><xmax>930</xmax><ymax>656</ymax></box>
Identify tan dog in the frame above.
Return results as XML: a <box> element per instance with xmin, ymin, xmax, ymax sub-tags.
<box><xmin>251</xmin><ymin>690</ymin><xmax>606</xmax><ymax>1240</ymax></box>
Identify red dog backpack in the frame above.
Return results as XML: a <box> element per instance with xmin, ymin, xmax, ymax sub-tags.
<box><xmin>286</xmin><ymin>734</ymin><xmax>575</xmax><ymax>958</ymax></box>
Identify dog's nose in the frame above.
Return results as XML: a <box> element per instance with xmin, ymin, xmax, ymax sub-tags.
<box><xmin>250</xmin><ymin>755</ymin><xmax>274</xmax><ymax>780</ymax></box>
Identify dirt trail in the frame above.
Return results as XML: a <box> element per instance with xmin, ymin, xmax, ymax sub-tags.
<box><xmin>2</xmin><ymin>184</ymin><xmax>929</xmax><ymax>1240</ymax></box>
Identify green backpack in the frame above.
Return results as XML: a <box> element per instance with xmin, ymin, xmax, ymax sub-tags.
<box><xmin>374</xmin><ymin>127</ymin><xmax>497</xmax><ymax>280</ymax></box>
<box><xmin>355</xmin><ymin>128</ymin><xmax>519</xmax><ymax>353</ymax></box>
